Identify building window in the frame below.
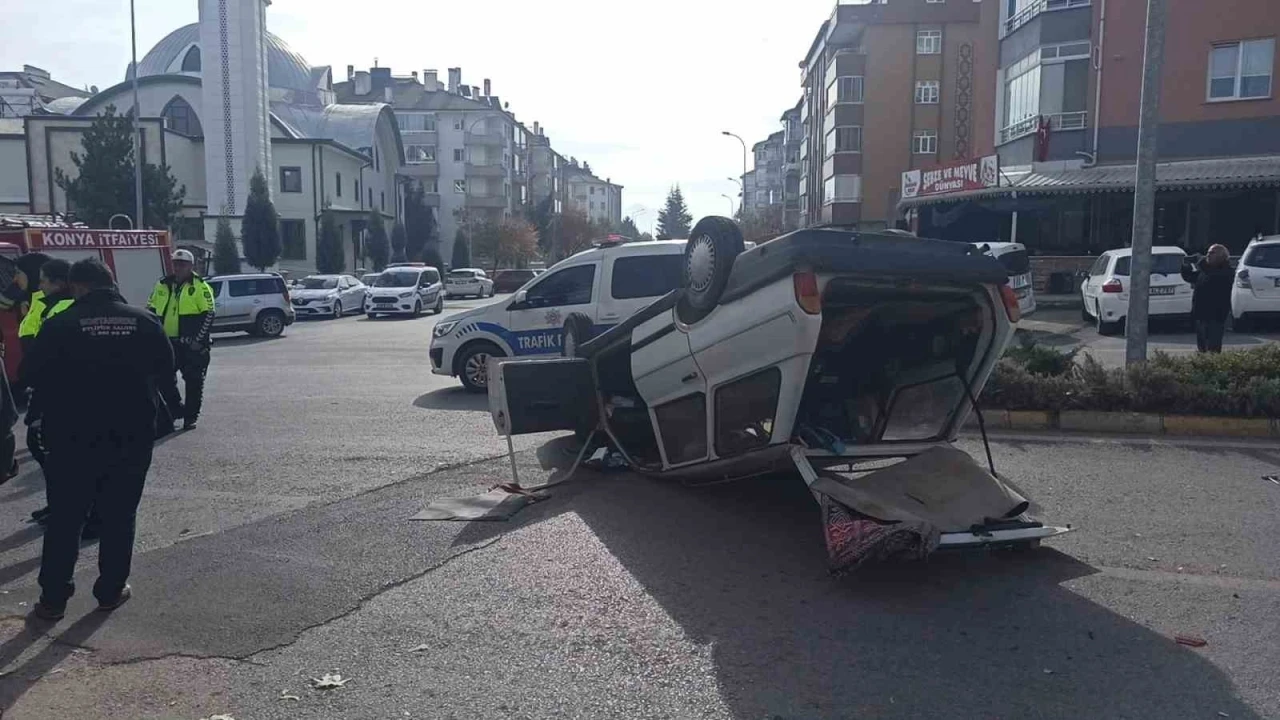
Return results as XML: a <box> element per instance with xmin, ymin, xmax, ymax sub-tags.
<box><xmin>396</xmin><ymin>113</ymin><xmax>437</xmax><ymax>132</ymax></box>
<box><xmin>424</xmin><ymin>179</ymin><xmax>439</xmax><ymax>193</ymax></box>
<box><xmin>915</xmin><ymin>80</ymin><xmax>940</xmax><ymax>104</ymax></box>
<box><xmin>825</xmin><ymin>126</ymin><xmax>862</xmax><ymax>155</ymax></box>
<box><xmin>454</xmin><ymin>179</ymin><xmax>467</xmax><ymax>193</ymax></box>
<box><xmin>280</xmin><ymin>219</ymin><xmax>306</xmax><ymax>260</ymax></box>
<box><xmin>453</xmin><ymin>118</ymin><xmax>464</xmax><ymax>131</ymax></box>
<box><xmin>161</xmin><ymin>95</ymin><xmax>202</xmax><ymax>137</ymax></box>
<box><xmin>280</xmin><ymin>166</ymin><xmax>302</xmax><ymax>193</ymax></box>
<box><xmin>826</xmin><ymin>75</ymin><xmax>864</xmax><ymax>107</ymax></box>
<box><xmin>405</xmin><ymin>144</ymin><xmax>436</xmax><ymax>163</ymax></box>
<box><xmin>822</xmin><ymin>175</ymin><xmax>862</xmax><ymax>205</ymax></box>
<box><xmin>180</xmin><ymin>46</ymin><xmax>202</xmax><ymax>73</ymax></box>
<box><xmin>1208</xmin><ymin>38</ymin><xmax>1275</xmax><ymax>101</ymax></box>
<box><xmin>926</xmin><ymin>0</ymin><xmax>945</xmax><ymax>3</ymax></box>
<box><xmin>913</xmin><ymin>129</ymin><xmax>938</xmax><ymax>154</ymax></box>
<box><xmin>453</xmin><ymin>148</ymin><xmax>465</xmax><ymax>163</ymax></box>
<box><xmin>590</xmin><ymin>186</ymin><xmax>596</xmax><ymax>195</ymax></box>
<box><xmin>381</xmin><ymin>191</ymin><xmax>385</xmax><ymax>211</ymax></box>
<box><xmin>368</xmin><ymin>187</ymin><xmax>373</xmax><ymax>208</ymax></box>
<box><xmin>374</xmin><ymin>147</ymin><xmax>379</xmax><ymax>173</ymax></box>
<box><xmin>917</xmin><ymin>30</ymin><xmax>942</xmax><ymax>55</ymax></box>
<box><xmin>355</xmin><ymin>179</ymin><xmax>361</xmax><ymax>202</ymax></box>
<box><xmin>335</xmin><ymin>172</ymin><xmax>343</xmax><ymax>197</ymax></box>
<box><xmin>1003</xmin><ymin>63</ymin><xmax>1042</xmax><ymax>131</ymax></box>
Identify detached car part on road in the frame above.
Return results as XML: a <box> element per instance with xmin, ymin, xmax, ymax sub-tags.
<box><xmin>487</xmin><ymin>218</ymin><xmax>1070</xmax><ymax>574</ymax></box>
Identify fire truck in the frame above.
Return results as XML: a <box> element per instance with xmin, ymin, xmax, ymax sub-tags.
<box><xmin>0</xmin><ymin>214</ymin><xmax>173</xmax><ymax>384</ymax></box>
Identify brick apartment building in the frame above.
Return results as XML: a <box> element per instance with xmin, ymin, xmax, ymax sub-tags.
<box><xmin>895</xmin><ymin>0</ymin><xmax>1279</xmax><ymax>291</ymax></box>
<box><xmin>798</xmin><ymin>0</ymin><xmax>999</xmax><ymax>229</ymax></box>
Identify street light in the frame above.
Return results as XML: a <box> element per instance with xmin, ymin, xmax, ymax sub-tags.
<box><xmin>719</xmin><ymin>194</ymin><xmax>735</xmax><ymax>216</ymax></box>
<box><xmin>129</xmin><ymin>0</ymin><xmax>144</xmax><ymax>228</ymax></box>
<box><xmin>721</xmin><ymin>131</ymin><xmax>748</xmax><ymax>214</ymax></box>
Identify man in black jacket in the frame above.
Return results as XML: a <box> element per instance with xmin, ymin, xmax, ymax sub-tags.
<box><xmin>25</xmin><ymin>259</ymin><xmax>174</xmax><ymax>621</ymax></box>
<box><xmin>1181</xmin><ymin>244</ymin><xmax>1235</xmax><ymax>353</ymax></box>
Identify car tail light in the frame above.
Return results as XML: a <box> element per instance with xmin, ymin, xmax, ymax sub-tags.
<box><xmin>793</xmin><ymin>272</ymin><xmax>821</xmax><ymax>315</ymax></box>
<box><xmin>999</xmin><ymin>284</ymin><xmax>1021</xmax><ymax>323</ymax></box>
<box><xmin>1237</xmin><ymin>269</ymin><xmax>1251</xmax><ymax>289</ymax></box>
<box><xmin>1101</xmin><ymin>278</ymin><xmax>1123</xmax><ymax>294</ymax></box>
<box><xmin>280</xmin><ymin>280</ymin><xmax>291</xmax><ymax>303</ymax></box>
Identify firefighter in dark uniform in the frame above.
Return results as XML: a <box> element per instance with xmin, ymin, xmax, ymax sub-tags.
<box><xmin>27</xmin><ymin>258</ymin><xmax>174</xmax><ymax>621</ymax></box>
<box><xmin>147</xmin><ymin>249</ymin><xmax>215</xmax><ymax>431</ymax></box>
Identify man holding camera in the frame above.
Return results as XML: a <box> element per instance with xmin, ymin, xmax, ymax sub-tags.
<box><xmin>1180</xmin><ymin>244</ymin><xmax>1235</xmax><ymax>353</ymax></box>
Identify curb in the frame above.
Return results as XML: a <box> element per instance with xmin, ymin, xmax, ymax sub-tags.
<box><xmin>971</xmin><ymin>410</ymin><xmax>1278</xmax><ymax>438</ymax></box>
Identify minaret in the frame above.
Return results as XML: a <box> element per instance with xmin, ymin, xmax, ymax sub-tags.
<box><xmin>199</xmin><ymin>0</ymin><xmax>273</xmax><ymax>235</ymax></box>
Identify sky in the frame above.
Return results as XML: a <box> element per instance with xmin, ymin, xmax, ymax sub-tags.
<box><xmin>2</xmin><ymin>0</ymin><xmax>840</xmax><ymax>231</ymax></box>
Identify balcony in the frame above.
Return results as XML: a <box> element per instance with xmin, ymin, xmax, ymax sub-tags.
<box><xmin>421</xmin><ymin>191</ymin><xmax>441</xmax><ymax>208</ymax></box>
<box><xmin>465</xmin><ymin>162</ymin><xmax>506</xmax><ymax>178</ymax></box>
<box><xmin>465</xmin><ymin>130</ymin><xmax>506</xmax><ymax>146</ymax></box>
<box><xmin>466</xmin><ymin>193</ymin><xmax>507</xmax><ymax>209</ymax></box>
<box><xmin>402</xmin><ymin>161</ymin><xmax>439</xmax><ymax>176</ymax></box>
<box><xmin>998</xmin><ymin>111</ymin><xmax>1088</xmax><ymax>145</ymax></box>
<box><xmin>1004</xmin><ymin>0</ymin><xmax>1091</xmax><ymax>37</ymax></box>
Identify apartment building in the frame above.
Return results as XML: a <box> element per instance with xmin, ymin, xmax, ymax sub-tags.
<box><xmin>335</xmin><ymin>65</ymin><xmax>529</xmax><ymax>262</ymax></box>
<box><xmin>527</xmin><ymin>122</ymin><xmax>567</xmax><ymax>215</ymax></box>
<box><xmin>899</xmin><ymin>0</ymin><xmax>1280</xmax><ymax>284</ymax></box>
<box><xmin>798</xmin><ymin>0</ymin><xmax>998</xmax><ymax>228</ymax></box>
<box><xmin>781</xmin><ymin>101</ymin><xmax>803</xmax><ymax>229</ymax></box>
<box><xmin>744</xmin><ymin>131</ymin><xmax>786</xmax><ymax>217</ymax></box>
<box><xmin>565</xmin><ymin>161</ymin><xmax>623</xmax><ymax>227</ymax></box>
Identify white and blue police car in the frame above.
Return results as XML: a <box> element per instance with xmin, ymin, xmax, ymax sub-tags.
<box><xmin>430</xmin><ymin>238</ymin><xmax>686</xmax><ymax>392</ymax></box>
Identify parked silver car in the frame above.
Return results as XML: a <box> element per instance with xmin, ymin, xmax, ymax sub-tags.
<box><xmin>445</xmin><ymin>268</ymin><xmax>495</xmax><ymax>298</ymax></box>
<box><xmin>291</xmin><ymin>274</ymin><xmax>367</xmax><ymax>318</ymax></box>
<box><xmin>206</xmin><ymin>273</ymin><xmax>296</xmax><ymax>337</ymax></box>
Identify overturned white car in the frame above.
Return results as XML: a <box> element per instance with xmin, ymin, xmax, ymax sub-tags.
<box><xmin>488</xmin><ymin>218</ymin><xmax>1069</xmax><ymax>573</ymax></box>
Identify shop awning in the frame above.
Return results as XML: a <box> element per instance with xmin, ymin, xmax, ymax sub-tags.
<box><xmin>899</xmin><ymin>155</ymin><xmax>1280</xmax><ymax>209</ymax></box>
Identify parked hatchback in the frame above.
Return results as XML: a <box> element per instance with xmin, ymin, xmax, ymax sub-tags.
<box><xmin>1232</xmin><ymin>235</ymin><xmax>1280</xmax><ymax>331</ymax></box>
<box><xmin>1080</xmin><ymin>247</ymin><xmax>1191</xmax><ymax>335</ymax></box>
<box><xmin>206</xmin><ymin>273</ymin><xmax>296</xmax><ymax>337</ymax></box>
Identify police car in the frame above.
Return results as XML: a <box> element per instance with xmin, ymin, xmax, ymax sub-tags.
<box><xmin>430</xmin><ymin>238</ymin><xmax>686</xmax><ymax>392</ymax></box>
<box><xmin>364</xmin><ymin>264</ymin><xmax>444</xmax><ymax>317</ymax></box>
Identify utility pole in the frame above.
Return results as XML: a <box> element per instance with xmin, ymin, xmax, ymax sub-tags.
<box><xmin>1125</xmin><ymin>0</ymin><xmax>1167</xmax><ymax>365</ymax></box>
<box><xmin>130</xmin><ymin>0</ymin><xmax>145</xmax><ymax>229</ymax></box>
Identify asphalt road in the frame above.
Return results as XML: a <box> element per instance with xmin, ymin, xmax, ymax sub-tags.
<box><xmin>1021</xmin><ymin>308</ymin><xmax>1280</xmax><ymax>366</ymax></box>
<box><xmin>1</xmin><ymin>297</ymin><xmax>1278</xmax><ymax>719</ymax></box>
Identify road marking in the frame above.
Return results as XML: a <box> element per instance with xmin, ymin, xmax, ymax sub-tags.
<box><xmin>1094</xmin><ymin>565</ymin><xmax>1280</xmax><ymax>593</ymax></box>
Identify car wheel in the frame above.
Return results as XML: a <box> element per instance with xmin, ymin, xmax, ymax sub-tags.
<box><xmin>433</xmin><ymin>295</ymin><xmax>444</xmax><ymax>314</ymax></box>
<box><xmin>414</xmin><ymin>299</ymin><xmax>423</xmax><ymax>316</ymax></box>
<box><xmin>255</xmin><ymin>310</ymin><xmax>286</xmax><ymax>338</ymax></box>
<box><xmin>332</xmin><ymin>300</ymin><xmax>343</xmax><ymax>319</ymax></box>
<box><xmin>457</xmin><ymin>342</ymin><xmax>504</xmax><ymax>393</ymax></box>
<box><xmin>1096</xmin><ymin>305</ymin><xmax>1123</xmax><ymax>336</ymax></box>
<box><xmin>677</xmin><ymin>216</ymin><xmax>744</xmax><ymax>325</ymax></box>
<box><xmin>561</xmin><ymin>312</ymin><xmax>595</xmax><ymax>358</ymax></box>
<box><xmin>1081</xmin><ymin>300</ymin><xmax>1092</xmax><ymax>322</ymax></box>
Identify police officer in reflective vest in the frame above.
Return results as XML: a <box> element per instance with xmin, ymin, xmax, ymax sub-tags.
<box><xmin>147</xmin><ymin>250</ymin><xmax>215</xmax><ymax>431</ymax></box>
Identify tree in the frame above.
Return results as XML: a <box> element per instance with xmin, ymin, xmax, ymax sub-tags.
<box><xmin>423</xmin><ymin>243</ymin><xmax>446</xmax><ymax>272</ymax></box>
<box><xmin>55</xmin><ymin>104</ymin><xmax>186</xmax><ymax>229</ymax></box>
<box><xmin>316</xmin><ymin>209</ymin><xmax>345</xmax><ymax>273</ymax></box>
<box><xmin>524</xmin><ymin>196</ymin><xmax>556</xmax><ymax>255</ymax></box>
<box><xmin>240</xmin><ymin>166</ymin><xmax>280</xmax><ymax>270</ymax></box>
<box><xmin>212</xmin><ymin>215</ymin><xmax>241</xmax><ymax>275</ymax></box>
<box><xmin>390</xmin><ymin>221</ymin><xmax>408</xmax><ymax>264</ymax></box>
<box><xmin>403</xmin><ymin>183</ymin><xmax>437</xmax><ymax>261</ymax></box>
<box><xmin>656</xmin><ymin>185</ymin><xmax>692</xmax><ymax>240</ymax></box>
<box><xmin>557</xmin><ymin>207</ymin><xmax>595</xmax><ymax>259</ymax></box>
<box><xmin>471</xmin><ymin>217</ymin><xmax>539</xmax><ymax>271</ymax></box>
<box><xmin>738</xmin><ymin>204</ymin><xmax>785</xmax><ymax>245</ymax></box>
<box><xmin>620</xmin><ymin>216</ymin><xmax>642</xmax><ymax>239</ymax></box>
<box><xmin>451</xmin><ymin>227</ymin><xmax>472</xmax><ymax>268</ymax></box>
<box><xmin>366</xmin><ymin>211</ymin><xmax>390</xmax><ymax>271</ymax></box>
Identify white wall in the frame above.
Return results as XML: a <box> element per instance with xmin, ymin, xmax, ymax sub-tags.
<box><xmin>25</xmin><ymin>116</ymin><xmax>165</xmax><ymax>217</ymax></box>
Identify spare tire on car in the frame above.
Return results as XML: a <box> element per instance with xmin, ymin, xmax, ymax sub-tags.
<box><xmin>561</xmin><ymin>312</ymin><xmax>595</xmax><ymax>358</ymax></box>
<box><xmin>677</xmin><ymin>216</ymin><xmax>744</xmax><ymax>325</ymax></box>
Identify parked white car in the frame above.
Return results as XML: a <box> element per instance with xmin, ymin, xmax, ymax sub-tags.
<box><xmin>487</xmin><ymin>219</ymin><xmax>1067</xmax><ymax>573</ymax></box>
<box><xmin>364</xmin><ymin>265</ymin><xmax>444</xmax><ymax>317</ymax></box>
<box><xmin>976</xmin><ymin>242</ymin><xmax>1035</xmax><ymax>316</ymax></box>
<box><xmin>206</xmin><ymin>273</ymin><xmax>296</xmax><ymax>337</ymax></box>
<box><xmin>430</xmin><ymin>239</ymin><xmax>686</xmax><ymax>392</ymax></box>
<box><xmin>445</xmin><ymin>268</ymin><xmax>495</xmax><ymax>298</ymax></box>
<box><xmin>1080</xmin><ymin>246</ymin><xmax>1191</xmax><ymax>335</ymax></box>
<box><xmin>290</xmin><ymin>274</ymin><xmax>367</xmax><ymax>318</ymax></box>
<box><xmin>1231</xmin><ymin>235</ymin><xmax>1280</xmax><ymax>331</ymax></box>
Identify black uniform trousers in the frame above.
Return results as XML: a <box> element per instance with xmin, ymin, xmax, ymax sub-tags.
<box><xmin>157</xmin><ymin>340</ymin><xmax>209</xmax><ymax>423</ymax></box>
<box><xmin>37</xmin><ymin>434</ymin><xmax>152</xmax><ymax>606</ymax></box>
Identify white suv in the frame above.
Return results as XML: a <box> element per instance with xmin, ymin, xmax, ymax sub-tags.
<box><xmin>206</xmin><ymin>273</ymin><xmax>296</xmax><ymax>337</ymax></box>
<box><xmin>430</xmin><ymin>239</ymin><xmax>686</xmax><ymax>391</ymax></box>
<box><xmin>1080</xmin><ymin>247</ymin><xmax>1191</xmax><ymax>335</ymax></box>
<box><xmin>1231</xmin><ymin>235</ymin><xmax>1280</xmax><ymax>331</ymax></box>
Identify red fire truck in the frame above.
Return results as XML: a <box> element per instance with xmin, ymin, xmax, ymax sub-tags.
<box><xmin>0</xmin><ymin>215</ymin><xmax>173</xmax><ymax>384</ymax></box>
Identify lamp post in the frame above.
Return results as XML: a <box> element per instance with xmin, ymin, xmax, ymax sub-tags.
<box><xmin>631</xmin><ymin>207</ymin><xmax>650</xmax><ymax>237</ymax></box>
<box><xmin>721</xmin><ymin>131</ymin><xmax>748</xmax><ymax>215</ymax></box>
<box><xmin>719</xmin><ymin>194</ymin><xmax>735</xmax><ymax>216</ymax></box>
<box><xmin>129</xmin><ymin>0</ymin><xmax>144</xmax><ymax>228</ymax></box>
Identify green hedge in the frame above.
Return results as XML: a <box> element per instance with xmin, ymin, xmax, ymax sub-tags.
<box><xmin>981</xmin><ymin>343</ymin><xmax>1280</xmax><ymax>418</ymax></box>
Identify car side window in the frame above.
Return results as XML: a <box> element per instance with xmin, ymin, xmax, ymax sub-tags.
<box><xmin>207</xmin><ymin>281</ymin><xmax>224</xmax><ymax>299</ymax></box>
<box><xmin>522</xmin><ymin>264</ymin><xmax>595</xmax><ymax>308</ymax></box>
<box><xmin>1089</xmin><ymin>256</ymin><xmax>1109</xmax><ymax>277</ymax></box>
<box><xmin>229</xmin><ymin>279</ymin><xmax>265</xmax><ymax>297</ymax></box>
<box><xmin>426</xmin><ymin>270</ymin><xmax>440</xmax><ymax>284</ymax></box>
<box><xmin>610</xmin><ymin>254</ymin><xmax>684</xmax><ymax>300</ymax></box>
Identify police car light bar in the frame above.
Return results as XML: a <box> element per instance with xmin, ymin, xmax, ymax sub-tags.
<box><xmin>592</xmin><ymin>234</ymin><xmax>631</xmax><ymax>248</ymax></box>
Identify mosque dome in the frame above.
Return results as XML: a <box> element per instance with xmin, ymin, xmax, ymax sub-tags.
<box><xmin>129</xmin><ymin>23</ymin><xmax>316</xmax><ymax>95</ymax></box>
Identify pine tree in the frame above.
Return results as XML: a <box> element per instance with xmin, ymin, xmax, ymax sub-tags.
<box><xmin>423</xmin><ymin>244</ymin><xmax>446</xmax><ymax>273</ymax></box>
<box><xmin>212</xmin><ymin>215</ymin><xmax>241</xmax><ymax>276</ymax></box>
<box><xmin>390</xmin><ymin>221</ymin><xmax>408</xmax><ymax>264</ymax></box>
<box><xmin>240</xmin><ymin>167</ymin><xmax>281</xmax><ymax>270</ymax></box>
<box><xmin>620</xmin><ymin>216</ymin><xmax>642</xmax><ymax>239</ymax></box>
<box><xmin>366</xmin><ymin>212</ymin><xmax>390</xmax><ymax>271</ymax></box>
<box><xmin>656</xmin><ymin>185</ymin><xmax>693</xmax><ymax>240</ymax></box>
<box><xmin>403</xmin><ymin>183</ymin><xmax>436</xmax><ymax>261</ymax></box>
<box><xmin>54</xmin><ymin>104</ymin><xmax>186</xmax><ymax>228</ymax></box>
<box><xmin>316</xmin><ymin>209</ymin><xmax>345</xmax><ymax>273</ymax></box>
<box><xmin>451</xmin><ymin>227</ymin><xmax>472</xmax><ymax>269</ymax></box>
